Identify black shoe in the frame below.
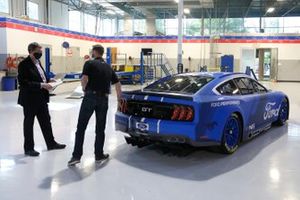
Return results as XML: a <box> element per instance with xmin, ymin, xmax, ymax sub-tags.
<box><xmin>48</xmin><ymin>143</ymin><xmax>66</xmax><ymax>151</ymax></box>
<box><xmin>95</xmin><ymin>154</ymin><xmax>109</xmax><ymax>163</ymax></box>
<box><xmin>68</xmin><ymin>157</ymin><xmax>80</xmax><ymax>166</ymax></box>
<box><xmin>25</xmin><ymin>150</ymin><xmax>40</xmax><ymax>157</ymax></box>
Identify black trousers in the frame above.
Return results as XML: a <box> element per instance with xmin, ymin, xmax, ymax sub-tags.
<box><xmin>23</xmin><ymin>103</ymin><xmax>56</xmax><ymax>152</ymax></box>
<box><xmin>72</xmin><ymin>92</ymin><xmax>109</xmax><ymax>159</ymax></box>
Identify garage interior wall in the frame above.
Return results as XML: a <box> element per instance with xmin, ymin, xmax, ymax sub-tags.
<box><xmin>1</xmin><ymin>0</ymin><xmax>300</xmax><ymax>81</ymax></box>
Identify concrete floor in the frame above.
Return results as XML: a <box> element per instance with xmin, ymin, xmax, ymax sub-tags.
<box><xmin>0</xmin><ymin>82</ymin><xmax>300</xmax><ymax>200</ymax></box>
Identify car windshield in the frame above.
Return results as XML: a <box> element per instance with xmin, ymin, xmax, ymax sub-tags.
<box><xmin>143</xmin><ymin>75</ymin><xmax>213</xmax><ymax>95</ymax></box>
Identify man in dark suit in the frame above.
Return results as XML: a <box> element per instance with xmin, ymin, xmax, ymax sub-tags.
<box><xmin>18</xmin><ymin>42</ymin><xmax>66</xmax><ymax>157</ymax></box>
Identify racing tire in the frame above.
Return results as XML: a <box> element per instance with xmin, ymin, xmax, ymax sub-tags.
<box><xmin>220</xmin><ymin>113</ymin><xmax>242</xmax><ymax>154</ymax></box>
<box><xmin>275</xmin><ymin>98</ymin><xmax>289</xmax><ymax>126</ymax></box>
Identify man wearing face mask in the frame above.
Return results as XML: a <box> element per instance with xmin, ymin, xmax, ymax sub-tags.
<box><xmin>68</xmin><ymin>44</ymin><xmax>122</xmax><ymax>166</ymax></box>
<box><xmin>18</xmin><ymin>42</ymin><xmax>66</xmax><ymax>157</ymax></box>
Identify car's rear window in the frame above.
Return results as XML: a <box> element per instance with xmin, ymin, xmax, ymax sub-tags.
<box><xmin>143</xmin><ymin>76</ymin><xmax>213</xmax><ymax>94</ymax></box>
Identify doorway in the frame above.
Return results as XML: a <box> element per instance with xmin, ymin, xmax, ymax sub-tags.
<box><xmin>257</xmin><ymin>48</ymin><xmax>278</xmax><ymax>81</ymax></box>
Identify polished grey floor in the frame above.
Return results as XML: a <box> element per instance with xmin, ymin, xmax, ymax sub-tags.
<box><xmin>0</xmin><ymin>82</ymin><xmax>300</xmax><ymax>200</ymax></box>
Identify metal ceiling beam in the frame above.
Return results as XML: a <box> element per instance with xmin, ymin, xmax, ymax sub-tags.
<box><xmin>244</xmin><ymin>0</ymin><xmax>254</xmax><ymax>17</ymax></box>
<box><xmin>52</xmin><ymin>0</ymin><xmax>300</xmax><ymax>19</ymax></box>
<box><xmin>282</xmin><ymin>0</ymin><xmax>300</xmax><ymax>16</ymax></box>
<box><xmin>109</xmin><ymin>2</ymin><xmax>145</xmax><ymax>18</ymax></box>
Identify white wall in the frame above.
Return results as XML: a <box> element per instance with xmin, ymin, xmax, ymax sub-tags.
<box><xmin>0</xmin><ymin>28</ymin><xmax>7</xmax><ymax>54</ymax></box>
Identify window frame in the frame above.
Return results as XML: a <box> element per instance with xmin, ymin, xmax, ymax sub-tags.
<box><xmin>233</xmin><ymin>77</ymin><xmax>268</xmax><ymax>95</ymax></box>
<box><xmin>250</xmin><ymin>79</ymin><xmax>268</xmax><ymax>94</ymax></box>
<box><xmin>216</xmin><ymin>80</ymin><xmax>241</xmax><ymax>96</ymax></box>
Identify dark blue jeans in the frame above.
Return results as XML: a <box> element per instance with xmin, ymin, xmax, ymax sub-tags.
<box><xmin>72</xmin><ymin>92</ymin><xmax>109</xmax><ymax>159</ymax></box>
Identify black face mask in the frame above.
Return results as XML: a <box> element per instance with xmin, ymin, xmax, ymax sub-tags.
<box><xmin>33</xmin><ymin>52</ymin><xmax>42</xmax><ymax>60</ymax></box>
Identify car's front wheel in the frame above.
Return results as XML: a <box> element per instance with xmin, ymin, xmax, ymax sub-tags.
<box><xmin>220</xmin><ymin>113</ymin><xmax>242</xmax><ymax>154</ymax></box>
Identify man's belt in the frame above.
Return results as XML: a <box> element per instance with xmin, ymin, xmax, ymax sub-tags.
<box><xmin>85</xmin><ymin>90</ymin><xmax>108</xmax><ymax>97</ymax></box>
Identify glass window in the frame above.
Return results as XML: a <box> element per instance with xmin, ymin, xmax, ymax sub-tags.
<box><xmin>226</xmin><ymin>18</ymin><xmax>244</xmax><ymax>33</ymax></box>
<box><xmin>165</xmin><ymin>19</ymin><xmax>178</xmax><ymax>35</ymax></box>
<box><xmin>263</xmin><ymin>17</ymin><xmax>283</xmax><ymax>28</ymax></box>
<box><xmin>217</xmin><ymin>80</ymin><xmax>240</xmax><ymax>95</ymax></box>
<box><xmin>185</xmin><ymin>19</ymin><xmax>201</xmax><ymax>36</ymax></box>
<box><xmin>283</xmin><ymin>17</ymin><xmax>300</xmax><ymax>27</ymax></box>
<box><xmin>117</xmin><ymin>19</ymin><xmax>124</xmax><ymax>34</ymax></box>
<box><xmin>244</xmin><ymin>18</ymin><xmax>260</xmax><ymax>33</ymax></box>
<box><xmin>144</xmin><ymin>76</ymin><xmax>214</xmax><ymax>94</ymax></box>
<box><xmin>244</xmin><ymin>18</ymin><xmax>260</xmax><ymax>28</ymax></box>
<box><xmin>99</xmin><ymin>18</ymin><xmax>116</xmax><ymax>36</ymax></box>
<box><xmin>284</xmin><ymin>27</ymin><xmax>300</xmax><ymax>33</ymax></box>
<box><xmin>234</xmin><ymin>78</ymin><xmax>255</xmax><ymax>95</ymax></box>
<box><xmin>27</xmin><ymin>1</ymin><xmax>39</xmax><ymax>20</ymax></box>
<box><xmin>283</xmin><ymin>17</ymin><xmax>300</xmax><ymax>33</ymax></box>
<box><xmin>84</xmin><ymin>14</ymin><xmax>96</xmax><ymax>34</ymax></box>
<box><xmin>133</xmin><ymin>19</ymin><xmax>146</xmax><ymax>35</ymax></box>
<box><xmin>156</xmin><ymin>19</ymin><xmax>165</xmax><ymax>34</ymax></box>
<box><xmin>263</xmin><ymin>17</ymin><xmax>284</xmax><ymax>33</ymax></box>
<box><xmin>69</xmin><ymin>10</ymin><xmax>81</xmax><ymax>32</ymax></box>
<box><xmin>0</xmin><ymin>0</ymin><xmax>9</xmax><ymax>14</ymax></box>
<box><xmin>251</xmin><ymin>80</ymin><xmax>267</xmax><ymax>93</ymax></box>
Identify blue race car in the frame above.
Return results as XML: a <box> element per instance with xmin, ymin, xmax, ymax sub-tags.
<box><xmin>115</xmin><ymin>72</ymin><xmax>289</xmax><ymax>153</ymax></box>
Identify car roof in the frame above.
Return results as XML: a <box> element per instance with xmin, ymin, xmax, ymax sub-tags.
<box><xmin>174</xmin><ymin>72</ymin><xmax>251</xmax><ymax>79</ymax></box>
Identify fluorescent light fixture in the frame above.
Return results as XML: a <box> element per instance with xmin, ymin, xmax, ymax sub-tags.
<box><xmin>174</xmin><ymin>0</ymin><xmax>179</xmax><ymax>3</ymax></box>
<box><xmin>106</xmin><ymin>10</ymin><xmax>116</xmax><ymax>15</ymax></box>
<box><xmin>184</xmin><ymin>8</ymin><xmax>190</xmax><ymax>14</ymax></box>
<box><xmin>81</xmin><ymin>0</ymin><xmax>92</xmax><ymax>4</ymax></box>
<box><xmin>267</xmin><ymin>7</ymin><xmax>275</xmax><ymax>13</ymax></box>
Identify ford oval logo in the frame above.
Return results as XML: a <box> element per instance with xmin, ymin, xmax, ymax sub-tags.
<box><xmin>136</xmin><ymin>122</ymin><xmax>149</xmax><ymax>131</ymax></box>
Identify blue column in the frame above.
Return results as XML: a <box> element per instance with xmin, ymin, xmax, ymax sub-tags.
<box><xmin>45</xmin><ymin>48</ymin><xmax>52</xmax><ymax>78</ymax></box>
<box><xmin>106</xmin><ymin>47</ymin><xmax>111</xmax><ymax>65</ymax></box>
<box><xmin>140</xmin><ymin>51</ymin><xmax>144</xmax><ymax>84</ymax></box>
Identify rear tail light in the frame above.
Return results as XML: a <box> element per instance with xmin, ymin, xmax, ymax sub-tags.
<box><xmin>171</xmin><ymin>106</ymin><xmax>181</xmax><ymax>120</ymax></box>
<box><xmin>171</xmin><ymin>105</ymin><xmax>194</xmax><ymax>121</ymax></box>
<box><xmin>118</xmin><ymin>99</ymin><xmax>128</xmax><ymax>113</ymax></box>
<box><xmin>186</xmin><ymin>107</ymin><xmax>194</xmax><ymax>121</ymax></box>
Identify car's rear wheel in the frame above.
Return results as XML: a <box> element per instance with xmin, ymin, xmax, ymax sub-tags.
<box><xmin>275</xmin><ymin>98</ymin><xmax>289</xmax><ymax>126</ymax></box>
<box><xmin>220</xmin><ymin>113</ymin><xmax>242</xmax><ymax>154</ymax></box>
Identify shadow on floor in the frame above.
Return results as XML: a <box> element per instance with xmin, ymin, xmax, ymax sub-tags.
<box><xmin>38</xmin><ymin>159</ymin><xmax>109</xmax><ymax>189</ymax></box>
<box><xmin>113</xmin><ymin>124</ymin><xmax>289</xmax><ymax>181</ymax></box>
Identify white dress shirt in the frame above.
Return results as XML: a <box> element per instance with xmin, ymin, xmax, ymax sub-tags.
<box><xmin>33</xmin><ymin>60</ymin><xmax>47</xmax><ymax>83</ymax></box>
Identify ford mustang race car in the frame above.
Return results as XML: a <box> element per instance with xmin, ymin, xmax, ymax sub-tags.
<box><xmin>115</xmin><ymin>72</ymin><xmax>289</xmax><ymax>153</ymax></box>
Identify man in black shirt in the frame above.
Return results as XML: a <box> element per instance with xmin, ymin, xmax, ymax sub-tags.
<box><xmin>68</xmin><ymin>45</ymin><xmax>122</xmax><ymax>166</ymax></box>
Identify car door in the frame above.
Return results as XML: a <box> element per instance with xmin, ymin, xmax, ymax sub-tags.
<box><xmin>251</xmin><ymin>79</ymin><xmax>279</xmax><ymax>124</ymax></box>
<box><xmin>233</xmin><ymin>77</ymin><xmax>268</xmax><ymax>132</ymax></box>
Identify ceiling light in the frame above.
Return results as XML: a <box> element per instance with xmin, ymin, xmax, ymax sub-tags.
<box><xmin>81</xmin><ymin>0</ymin><xmax>92</xmax><ymax>4</ymax></box>
<box><xmin>184</xmin><ymin>8</ymin><xmax>190</xmax><ymax>14</ymax></box>
<box><xmin>174</xmin><ymin>0</ymin><xmax>179</xmax><ymax>3</ymax></box>
<box><xmin>267</xmin><ymin>7</ymin><xmax>275</xmax><ymax>13</ymax></box>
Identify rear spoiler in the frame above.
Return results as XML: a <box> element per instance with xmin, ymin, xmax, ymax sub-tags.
<box><xmin>122</xmin><ymin>90</ymin><xmax>194</xmax><ymax>100</ymax></box>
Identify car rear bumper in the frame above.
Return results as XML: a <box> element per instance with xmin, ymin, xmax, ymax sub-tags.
<box><xmin>115</xmin><ymin>112</ymin><xmax>220</xmax><ymax>147</ymax></box>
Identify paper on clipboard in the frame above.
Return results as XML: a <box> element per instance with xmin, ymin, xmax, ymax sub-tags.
<box><xmin>49</xmin><ymin>80</ymin><xmax>63</xmax><ymax>90</ymax></box>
